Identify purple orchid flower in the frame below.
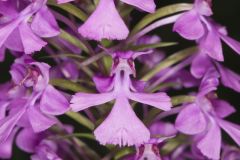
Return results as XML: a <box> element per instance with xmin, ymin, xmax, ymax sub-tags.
<box><xmin>0</xmin><ymin>0</ymin><xmax>60</xmax><ymax>55</ymax></box>
<box><xmin>16</xmin><ymin>129</ymin><xmax>62</xmax><ymax>160</ymax></box>
<box><xmin>16</xmin><ymin>124</ymin><xmax>75</xmax><ymax>160</ymax></box>
<box><xmin>0</xmin><ymin>56</ymin><xmax>69</xmax><ymax>143</ymax></box>
<box><xmin>70</xmin><ymin>50</ymin><xmax>172</xmax><ymax>146</ymax></box>
<box><xmin>191</xmin><ymin>53</ymin><xmax>240</xmax><ymax>93</ymax></box>
<box><xmin>173</xmin><ymin>0</ymin><xmax>240</xmax><ymax>61</ymax></box>
<box><xmin>175</xmin><ymin>68</ymin><xmax>240</xmax><ymax>159</ymax></box>
<box><xmin>78</xmin><ymin>0</ymin><xmax>155</xmax><ymax>41</ymax></box>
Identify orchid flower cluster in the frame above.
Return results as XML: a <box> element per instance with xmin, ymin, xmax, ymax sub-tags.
<box><xmin>0</xmin><ymin>0</ymin><xmax>239</xmax><ymax>159</ymax></box>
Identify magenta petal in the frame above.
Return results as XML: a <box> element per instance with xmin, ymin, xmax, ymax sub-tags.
<box><xmin>4</xmin><ymin>28</ymin><xmax>24</xmax><ymax>52</ymax></box>
<box><xmin>16</xmin><ymin>128</ymin><xmax>41</xmax><ymax>153</ymax></box>
<box><xmin>128</xmin><ymin>92</ymin><xmax>171</xmax><ymax>111</ymax></box>
<box><xmin>200</xmin><ymin>29</ymin><xmax>223</xmax><ymax>61</ymax></box>
<box><xmin>93</xmin><ymin>75</ymin><xmax>114</xmax><ymax>93</ymax></box>
<box><xmin>27</xmin><ymin>105</ymin><xmax>57</xmax><ymax>133</ymax></box>
<box><xmin>211</xmin><ymin>99</ymin><xmax>236</xmax><ymax>118</ymax></box>
<box><xmin>197</xmin><ymin>120</ymin><xmax>221</xmax><ymax>160</ymax></box>
<box><xmin>19</xmin><ymin>22</ymin><xmax>47</xmax><ymax>54</ymax></box>
<box><xmin>0</xmin><ymin>19</ymin><xmax>20</xmax><ymax>48</ymax></box>
<box><xmin>78</xmin><ymin>0</ymin><xmax>129</xmax><ymax>41</ymax></box>
<box><xmin>31</xmin><ymin>5</ymin><xmax>60</xmax><ymax>38</ymax></box>
<box><xmin>121</xmin><ymin>0</ymin><xmax>156</xmax><ymax>13</ymax></box>
<box><xmin>0</xmin><ymin>107</ymin><xmax>25</xmax><ymax>142</ymax></box>
<box><xmin>70</xmin><ymin>92</ymin><xmax>115</xmax><ymax>112</ymax></box>
<box><xmin>40</xmin><ymin>85</ymin><xmax>69</xmax><ymax>115</ymax></box>
<box><xmin>173</xmin><ymin>10</ymin><xmax>205</xmax><ymax>40</ymax></box>
<box><xmin>0</xmin><ymin>128</ymin><xmax>17</xmax><ymax>159</ymax></box>
<box><xmin>94</xmin><ymin>97</ymin><xmax>150</xmax><ymax>146</ymax></box>
<box><xmin>175</xmin><ymin>103</ymin><xmax>207</xmax><ymax>135</ymax></box>
<box><xmin>216</xmin><ymin>64</ymin><xmax>240</xmax><ymax>93</ymax></box>
<box><xmin>217</xmin><ymin>119</ymin><xmax>240</xmax><ymax>146</ymax></box>
<box><xmin>220</xmin><ymin>34</ymin><xmax>240</xmax><ymax>55</ymax></box>
<box><xmin>190</xmin><ymin>53</ymin><xmax>212</xmax><ymax>78</ymax></box>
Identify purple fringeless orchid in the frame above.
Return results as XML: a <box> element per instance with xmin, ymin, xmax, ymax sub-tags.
<box><xmin>78</xmin><ymin>0</ymin><xmax>156</xmax><ymax>41</ymax></box>
<box><xmin>70</xmin><ymin>50</ymin><xmax>172</xmax><ymax>146</ymax></box>
<box><xmin>0</xmin><ymin>0</ymin><xmax>59</xmax><ymax>56</ymax></box>
<box><xmin>173</xmin><ymin>0</ymin><xmax>240</xmax><ymax>61</ymax></box>
<box><xmin>0</xmin><ymin>55</ymin><xmax>69</xmax><ymax>143</ymax></box>
<box><xmin>175</xmin><ymin>68</ymin><xmax>240</xmax><ymax>159</ymax></box>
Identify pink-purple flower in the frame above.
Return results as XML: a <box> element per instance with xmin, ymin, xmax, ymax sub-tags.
<box><xmin>71</xmin><ymin>51</ymin><xmax>172</xmax><ymax>146</ymax></box>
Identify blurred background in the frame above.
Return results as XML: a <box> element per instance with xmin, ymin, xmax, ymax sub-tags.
<box><xmin>0</xmin><ymin>0</ymin><xmax>239</xmax><ymax>159</ymax></box>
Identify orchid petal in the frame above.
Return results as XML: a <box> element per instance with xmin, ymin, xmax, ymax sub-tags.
<box><xmin>16</xmin><ymin>128</ymin><xmax>41</xmax><ymax>153</ymax></box>
<box><xmin>200</xmin><ymin>29</ymin><xmax>223</xmax><ymax>61</ymax></box>
<box><xmin>121</xmin><ymin>0</ymin><xmax>156</xmax><ymax>13</ymax></box>
<box><xmin>40</xmin><ymin>85</ymin><xmax>69</xmax><ymax>115</ymax></box>
<box><xmin>94</xmin><ymin>97</ymin><xmax>150</xmax><ymax>146</ymax></box>
<box><xmin>31</xmin><ymin>5</ymin><xmax>60</xmax><ymax>38</ymax></box>
<box><xmin>78</xmin><ymin>0</ymin><xmax>129</xmax><ymax>41</ymax></box>
<box><xmin>70</xmin><ymin>92</ymin><xmax>115</xmax><ymax>112</ymax></box>
<box><xmin>197</xmin><ymin>120</ymin><xmax>221</xmax><ymax>160</ymax></box>
<box><xmin>175</xmin><ymin>103</ymin><xmax>207</xmax><ymax>135</ymax></box>
<box><xmin>217</xmin><ymin>119</ymin><xmax>240</xmax><ymax>146</ymax></box>
<box><xmin>19</xmin><ymin>22</ymin><xmax>47</xmax><ymax>54</ymax></box>
<box><xmin>128</xmin><ymin>92</ymin><xmax>172</xmax><ymax>111</ymax></box>
<box><xmin>173</xmin><ymin>10</ymin><xmax>205</xmax><ymax>40</ymax></box>
<box><xmin>216</xmin><ymin>64</ymin><xmax>240</xmax><ymax>93</ymax></box>
<box><xmin>211</xmin><ymin>99</ymin><xmax>236</xmax><ymax>118</ymax></box>
<box><xmin>27</xmin><ymin>105</ymin><xmax>57</xmax><ymax>133</ymax></box>
<box><xmin>220</xmin><ymin>34</ymin><xmax>240</xmax><ymax>55</ymax></box>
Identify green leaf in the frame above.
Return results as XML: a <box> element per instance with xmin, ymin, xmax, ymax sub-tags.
<box><xmin>141</xmin><ymin>46</ymin><xmax>197</xmax><ymax>81</ymax></box>
<box><xmin>130</xmin><ymin>3</ymin><xmax>193</xmax><ymax>36</ymax></box>
<box><xmin>65</xmin><ymin>111</ymin><xmax>95</xmax><ymax>130</ymax></box>
<box><xmin>128</xmin><ymin>42</ymin><xmax>178</xmax><ymax>51</ymax></box>
<box><xmin>59</xmin><ymin>29</ymin><xmax>89</xmax><ymax>53</ymax></box>
<box><xmin>50</xmin><ymin>78</ymin><xmax>94</xmax><ymax>92</ymax></box>
<box><xmin>48</xmin><ymin>0</ymin><xmax>87</xmax><ymax>21</ymax></box>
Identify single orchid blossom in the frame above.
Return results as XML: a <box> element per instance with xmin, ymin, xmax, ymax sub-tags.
<box><xmin>173</xmin><ymin>0</ymin><xmax>240</xmax><ymax>61</ymax></box>
<box><xmin>0</xmin><ymin>56</ymin><xmax>69</xmax><ymax>143</ymax></box>
<box><xmin>0</xmin><ymin>0</ymin><xmax>60</xmax><ymax>55</ymax></box>
<box><xmin>16</xmin><ymin>124</ymin><xmax>75</xmax><ymax>160</ymax></box>
<box><xmin>71</xmin><ymin>50</ymin><xmax>172</xmax><ymax>146</ymax></box>
<box><xmin>175</xmin><ymin>68</ymin><xmax>240</xmax><ymax>159</ymax></box>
